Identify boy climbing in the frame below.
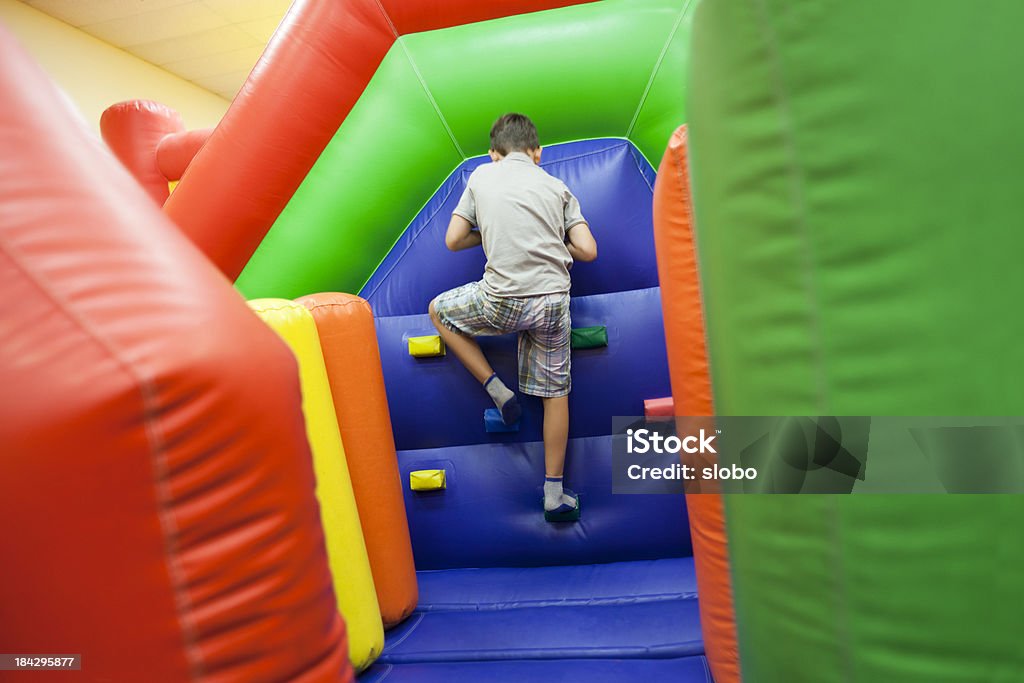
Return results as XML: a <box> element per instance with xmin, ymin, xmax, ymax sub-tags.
<box><xmin>429</xmin><ymin>112</ymin><xmax>598</xmax><ymax>519</ymax></box>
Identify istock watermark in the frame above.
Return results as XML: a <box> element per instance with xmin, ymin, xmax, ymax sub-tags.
<box><xmin>623</xmin><ymin>425</ymin><xmax>758</xmax><ymax>484</ymax></box>
<box><xmin>612</xmin><ymin>416</ymin><xmax>1024</xmax><ymax>494</ymax></box>
<box><xmin>625</xmin><ymin>427</ymin><xmax>718</xmax><ymax>454</ymax></box>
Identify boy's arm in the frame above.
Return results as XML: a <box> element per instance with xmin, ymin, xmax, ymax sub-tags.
<box><xmin>563</xmin><ymin>188</ymin><xmax>596</xmax><ymax>262</ymax></box>
<box><xmin>445</xmin><ymin>214</ymin><xmax>482</xmax><ymax>251</ymax></box>
<box><xmin>566</xmin><ymin>222</ymin><xmax>597</xmax><ymax>262</ymax></box>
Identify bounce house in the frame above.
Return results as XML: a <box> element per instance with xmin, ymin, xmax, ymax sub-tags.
<box><xmin>3</xmin><ymin>0</ymin><xmax>1024</xmax><ymax>681</ymax></box>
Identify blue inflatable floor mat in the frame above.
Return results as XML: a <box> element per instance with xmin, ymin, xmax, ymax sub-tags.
<box><xmin>361</xmin><ymin>557</ymin><xmax>706</xmax><ymax>680</ymax></box>
<box><xmin>416</xmin><ymin>557</ymin><xmax>698</xmax><ymax>611</ymax></box>
<box><xmin>359</xmin><ymin>656</ymin><xmax>714</xmax><ymax>683</ymax></box>
<box><xmin>380</xmin><ymin>599</ymin><xmax>703</xmax><ymax>663</ymax></box>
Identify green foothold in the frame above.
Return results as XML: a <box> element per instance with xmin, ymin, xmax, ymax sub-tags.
<box><xmin>571</xmin><ymin>326</ymin><xmax>608</xmax><ymax>349</ymax></box>
<box><xmin>544</xmin><ymin>495</ymin><xmax>581</xmax><ymax>523</ymax></box>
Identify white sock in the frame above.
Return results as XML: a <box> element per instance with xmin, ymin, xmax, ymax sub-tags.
<box><xmin>483</xmin><ymin>373</ymin><xmax>520</xmax><ymax>425</ymax></box>
<box><xmin>543</xmin><ymin>475</ymin><xmax>578</xmax><ymax>512</ymax></box>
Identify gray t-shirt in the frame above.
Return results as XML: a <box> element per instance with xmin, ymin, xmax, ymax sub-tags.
<box><xmin>453</xmin><ymin>152</ymin><xmax>587</xmax><ymax>298</ymax></box>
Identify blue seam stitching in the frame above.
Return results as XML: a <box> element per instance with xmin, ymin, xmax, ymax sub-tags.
<box><xmin>381</xmin><ymin>612</ymin><xmax>425</xmax><ymax>653</ymax></box>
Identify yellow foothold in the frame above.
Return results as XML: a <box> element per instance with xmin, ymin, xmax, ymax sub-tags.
<box><xmin>410</xmin><ymin>469</ymin><xmax>447</xmax><ymax>491</ymax></box>
<box><xmin>408</xmin><ymin>335</ymin><xmax>445</xmax><ymax>358</ymax></box>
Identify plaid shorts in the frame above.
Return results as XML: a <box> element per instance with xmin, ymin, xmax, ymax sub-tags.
<box><xmin>431</xmin><ymin>281</ymin><xmax>571</xmax><ymax>397</ymax></box>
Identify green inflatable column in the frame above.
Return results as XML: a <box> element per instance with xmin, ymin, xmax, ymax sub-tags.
<box><xmin>688</xmin><ymin>1</ymin><xmax>1024</xmax><ymax>681</ymax></box>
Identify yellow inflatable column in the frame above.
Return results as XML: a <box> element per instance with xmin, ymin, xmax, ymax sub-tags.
<box><xmin>248</xmin><ymin>299</ymin><xmax>383</xmax><ymax>670</ymax></box>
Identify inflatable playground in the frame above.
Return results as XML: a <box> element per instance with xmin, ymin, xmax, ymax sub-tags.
<box><xmin>2</xmin><ymin>0</ymin><xmax>1023</xmax><ymax>681</ymax></box>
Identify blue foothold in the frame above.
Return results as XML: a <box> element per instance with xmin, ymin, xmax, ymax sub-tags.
<box><xmin>484</xmin><ymin>407</ymin><xmax>519</xmax><ymax>433</ymax></box>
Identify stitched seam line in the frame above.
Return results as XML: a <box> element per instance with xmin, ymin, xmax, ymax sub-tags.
<box><xmin>248</xmin><ymin>302</ymin><xmax>303</xmax><ymax>314</ymax></box>
<box><xmin>416</xmin><ymin>590</ymin><xmax>700</xmax><ymax>611</ymax></box>
<box><xmin>360</xmin><ymin>179</ymin><xmax>464</xmax><ymax>302</ymax></box>
<box><xmin>305</xmin><ymin>300</ymin><xmax>372</xmax><ymax>315</ymax></box>
<box><xmin>381</xmin><ymin>612</ymin><xmax>425</xmax><ymax>653</ymax></box>
<box><xmin>675</xmin><ymin>131</ymin><xmax>716</xmax><ymax>413</ymax></box>
<box><xmin>829</xmin><ymin>497</ymin><xmax>855</xmax><ymax>682</ymax></box>
<box><xmin>626</xmin><ymin>0</ymin><xmax>692</xmax><ymax>138</ymax></box>
<box><xmin>0</xmin><ymin>241</ymin><xmax>204</xmax><ymax>680</ymax></box>
<box><xmin>371</xmin><ymin>0</ymin><xmax>400</xmax><ymax>39</ymax></box>
<box><xmin>382</xmin><ymin>640</ymin><xmax>702</xmax><ymax>659</ymax></box>
<box><xmin>631</xmin><ymin>145</ymin><xmax>656</xmax><ymax>193</ymax></box>
<box><xmin>398</xmin><ymin>37</ymin><xmax>466</xmax><ymax>159</ymax></box>
<box><xmin>533</xmin><ymin>138</ymin><xmax>631</xmax><ymax>167</ymax></box>
<box><xmin>751</xmin><ymin>0</ymin><xmax>829</xmax><ymax>413</ymax></box>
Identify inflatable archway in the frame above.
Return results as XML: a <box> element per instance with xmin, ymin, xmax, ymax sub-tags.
<box><xmin>7</xmin><ymin>0</ymin><xmax>1024</xmax><ymax>681</ymax></box>
<box><xmin>166</xmin><ymin>0</ymin><xmax>692</xmax><ymax>298</ymax></box>
<box><xmin>7</xmin><ymin>1</ymin><xmax>738</xmax><ymax>680</ymax></box>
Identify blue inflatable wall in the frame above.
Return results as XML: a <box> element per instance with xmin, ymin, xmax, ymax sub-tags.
<box><xmin>360</xmin><ymin>139</ymin><xmax>708</xmax><ymax>680</ymax></box>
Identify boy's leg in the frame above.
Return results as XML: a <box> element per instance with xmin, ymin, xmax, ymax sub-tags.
<box><xmin>519</xmin><ymin>294</ymin><xmax>577</xmax><ymax>513</ymax></box>
<box><xmin>429</xmin><ymin>300</ymin><xmax>493</xmax><ymax>383</ymax></box>
<box><xmin>541</xmin><ymin>396</ymin><xmax>577</xmax><ymax>512</ymax></box>
<box><xmin>429</xmin><ymin>292</ymin><xmax>521</xmax><ymax>425</ymax></box>
<box><xmin>542</xmin><ymin>395</ymin><xmax>577</xmax><ymax>512</ymax></box>
<box><xmin>542</xmin><ymin>395</ymin><xmax>569</xmax><ymax>478</ymax></box>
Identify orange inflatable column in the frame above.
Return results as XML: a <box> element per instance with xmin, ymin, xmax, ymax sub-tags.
<box><xmin>298</xmin><ymin>293</ymin><xmax>419</xmax><ymax>628</ymax></box>
<box><xmin>653</xmin><ymin>125</ymin><xmax>741</xmax><ymax>683</ymax></box>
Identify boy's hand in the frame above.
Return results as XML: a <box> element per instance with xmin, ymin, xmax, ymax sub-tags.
<box><xmin>445</xmin><ymin>214</ymin><xmax>482</xmax><ymax>251</ymax></box>
<box><xmin>566</xmin><ymin>223</ymin><xmax>597</xmax><ymax>262</ymax></box>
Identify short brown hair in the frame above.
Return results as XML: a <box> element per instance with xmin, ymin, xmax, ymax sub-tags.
<box><xmin>489</xmin><ymin>113</ymin><xmax>539</xmax><ymax>155</ymax></box>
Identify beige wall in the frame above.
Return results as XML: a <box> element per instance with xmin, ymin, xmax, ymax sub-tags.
<box><xmin>0</xmin><ymin>0</ymin><xmax>229</xmax><ymax>131</ymax></box>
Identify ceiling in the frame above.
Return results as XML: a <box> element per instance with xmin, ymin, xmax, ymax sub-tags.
<box><xmin>21</xmin><ymin>0</ymin><xmax>292</xmax><ymax>100</ymax></box>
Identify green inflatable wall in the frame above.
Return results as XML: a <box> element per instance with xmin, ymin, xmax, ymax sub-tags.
<box><xmin>235</xmin><ymin>0</ymin><xmax>693</xmax><ymax>299</ymax></box>
<box><xmin>688</xmin><ymin>1</ymin><xmax>1024</xmax><ymax>680</ymax></box>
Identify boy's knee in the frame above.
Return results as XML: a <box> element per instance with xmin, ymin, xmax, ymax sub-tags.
<box><xmin>428</xmin><ymin>300</ymin><xmax>444</xmax><ymax>330</ymax></box>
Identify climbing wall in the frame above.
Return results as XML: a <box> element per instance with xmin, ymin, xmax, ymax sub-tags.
<box><xmin>365</xmin><ymin>139</ymin><xmax>686</xmax><ymax>567</ymax></box>
<box><xmin>358</xmin><ymin>139</ymin><xmax>711</xmax><ymax>679</ymax></box>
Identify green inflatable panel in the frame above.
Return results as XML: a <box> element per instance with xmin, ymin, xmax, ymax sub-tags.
<box><xmin>236</xmin><ymin>0</ymin><xmax>693</xmax><ymax>299</ymax></box>
<box><xmin>627</xmin><ymin>4</ymin><xmax>691</xmax><ymax>165</ymax></box>
<box><xmin>403</xmin><ymin>0</ymin><xmax>690</xmax><ymax>160</ymax></box>
<box><xmin>688</xmin><ymin>1</ymin><xmax>1024</xmax><ymax>681</ymax></box>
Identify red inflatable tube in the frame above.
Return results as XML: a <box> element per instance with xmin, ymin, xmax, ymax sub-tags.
<box><xmin>164</xmin><ymin>0</ymin><xmax>596</xmax><ymax>281</ymax></box>
<box><xmin>157</xmin><ymin>127</ymin><xmax>213</xmax><ymax>181</ymax></box>
<box><xmin>100</xmin><ymin>99</ymin><xmax>184</xmax><ymax>204</ymax></box>
<box><xmin>653</xmin><ymin>125</ymin><xmax>742</xmax><ymax>683</ymax></box>
<box><xmin>0</xmin><ymin>27</ymin><xmax>350</xmax><ymax>683</ymax></box>
<box><xmin>380</xmin><ymin>0</ymin><xmax>594</xmax><ymax>35</ymax></box>
<box><xmin>162</xmin><ymin>0</ymin><xmax>396</xmax><ymax>279</ymax></box>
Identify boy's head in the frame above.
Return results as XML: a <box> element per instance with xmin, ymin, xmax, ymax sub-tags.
<box><xmin>489</xmin><ymin>113</ymin><xmax>541</xmax><ymax>163</ymax></box>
